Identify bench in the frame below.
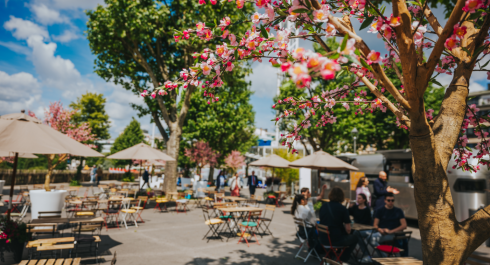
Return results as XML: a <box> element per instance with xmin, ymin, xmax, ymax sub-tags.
<box><xmin>373</xmin><ymin>257</ymin><xmax>423</xmax><ymax>264</ymax></box>
<box><xmin>19</xmin><ymin>257</ymin><xmax>81</xmax><ymax>265</ymax></box>
<box><xmin>465</xmin><ymin>254</ymin><xmax>490</xmax><ymax>265</ymax></box>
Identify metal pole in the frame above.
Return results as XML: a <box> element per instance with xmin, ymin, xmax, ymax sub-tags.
<box><xmin>354</xmin><ymin>137</ymin><xmax>357</xmax><ymax>154</ymax></box>
<box><xmin>7</xmin><ymin>152</ymin><xmax>19</xmax><ymax>221</ymax></box>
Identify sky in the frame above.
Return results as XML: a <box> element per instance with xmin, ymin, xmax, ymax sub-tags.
<box><xmin>0</xmin><ymin>1</ymin><xmax>488</xmax><ymax>139</ymax></box>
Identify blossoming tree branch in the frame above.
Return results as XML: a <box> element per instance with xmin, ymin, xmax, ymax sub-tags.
<box><xmin>142</xmin><ymin>0</ymin><xmax>488</xmax><ymax>262</ymax></box>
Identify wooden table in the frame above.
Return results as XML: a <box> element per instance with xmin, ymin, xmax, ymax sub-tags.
<box><xmin>223</xmin><ymin>196</ymin><xmax>247</xmax><ymax>202</ymax></box>
<box><xmin>351</xmin><ymin>223</ymin><xmax>376</xmax><ymax>231</ymax></box>
<box><xmin>373</xmin><ymin>257</ymin><xmax>422</xmax><ymax>264</ymax></box>
<box><xmin>31</xmin><ymin>217</ymin><xmax>103</xmax><ymax>224</ymax></box>
<box><xmin>19</xmin><ymin>258</ymin><xmax>81</xmax><ymax>265</ymax></box>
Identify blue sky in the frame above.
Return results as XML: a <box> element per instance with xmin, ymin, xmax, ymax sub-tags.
<box><xmin>0</xmin><ymin>1</ymin><xmax>488</xmax><ymax>139</ymax></box>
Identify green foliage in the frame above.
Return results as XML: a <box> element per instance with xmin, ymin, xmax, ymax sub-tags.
<box><xmin>85</xmin><ymin>0</ymin><xmax>255</xmax><ymax>140</ymax></box>
<box><xmin>313</xmin><ymin>201</ymin><xmax>322</xmax><ymax>212</ymax></box>
<box><xmin>274</xmin><ymin>41</ymin><xmax>444</xmax><ymax>153</ymax></box>
<box><xmin>179</xmin><ymin>63</ymin><xmax>257</xmax><ymax>171</ymax></box>
<box><xmin>110</xmin><ymin>118</ymin><xmax>145</xmax><ymax>167</ymax></box>
<box><xmin>273</xmin><ymin>149</ymin><xmax>300</xmax><ymax>186</ymax></box>
<box><xmin>121</xmin><ymin>172</ymin><xmax>135</xmax><ymax>182</ymax></box>
<box><xmin>70</xmin><ymin>92</ymin><xmax>111</xmax><ymax>140</ymax></box>
<box><xmin>69</xmin><ymin>179</ymin><xmax>81</xmax><ymax>186</ymax></box>
<box><xmin>0</xmin><ymin>156</ymin><xmax>67</xmax><ymax>170</ymax></box>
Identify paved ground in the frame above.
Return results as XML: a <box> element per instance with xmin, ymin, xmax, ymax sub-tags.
<box><xmin>1</xmin><ymin>182</ymin><xmax>490</xmax><ymax>264</ymax></box>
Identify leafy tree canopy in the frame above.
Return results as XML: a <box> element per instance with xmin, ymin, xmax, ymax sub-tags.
<box><xmin>70</xmin><ymin>92</ymin><xmax>111</xmax><ymax>140</ymax></box>
<box><xmin>110</xmin><ymin>118</ymin><xmax>146</xmax><ymax>167</ymax></box>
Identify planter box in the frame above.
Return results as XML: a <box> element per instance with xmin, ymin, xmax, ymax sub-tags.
<box><xmin>29</xmin><ymin>190</ymin><xmax>67</xmax><ymax>219</ymax></box>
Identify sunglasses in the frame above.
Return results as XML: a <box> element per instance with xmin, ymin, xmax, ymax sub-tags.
<box><xmin>386</xmin><ymin>199</ymin><xmax>395</xmax><ymax>202</ymax></box>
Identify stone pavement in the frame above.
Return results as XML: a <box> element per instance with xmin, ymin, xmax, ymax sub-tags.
<box><xmin>2</xmin><ymin>183</ymin><xmax>490</xmax><ymax>264</ymax></box>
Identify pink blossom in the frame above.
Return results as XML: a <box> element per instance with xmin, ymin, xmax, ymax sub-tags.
<box><xmin>225</xmin><ymin>62</ymin><xmax>234</xmax><ymax>71</ymax></box>
<box><xmin>389</xmin><ymin>14</ymin><xmax>401</xmax><ymax>27</ymax></box>
<box><xmin>251</xmin><ymin>12</ymin><xmax>263</xmax><ymax>24</ymax></box>
<box><xmin>463</xmin><ymin>0</ymin><xmax>483</xmax><ymax>13</ymax></box>
<box><xmin>199</xmin><ymin>0</ymin><xmax>206</xmax><ymax>4</ymax></box>
<box><xmin>325</xmin><ymin>23</ymin><xmax>337</xmax><ymax>37</ymax></box>
<box><xmin>196</xmin><ymin>22</ymin><xmax>205</xmax><ymax>32</ymax></box>
<box><xmin>255</xmin><ymin>0</ymin><xmax>270</xmax><ymax>7</ymax></box>
<box><xmin>342</xmin><ymin>102</ymin><xmax>350</xmax><ymax>110</ymax></box>
<box><xmin>141</xmin><ymin>90</ymin><xmax>148</xmax><ymax>97</ymax></box>
<box><xmin>236</xmin><ymin>0</ymin><xmax>245</xmax><ymax>8</ymax></box>
<box><xmin>265</xmin><ymin>4</ymin><xmax>275</xmax><ymax>21</ymax></box>
<box><xmin>201</xmin><ymin>62</ymin><xmax>212</xmax><ymax>75</ymax></box>
<box><xmin>281</xmin><ymin>62</ymin><xmax>292</xmax><ymax>72</ymax></box>
<box><xmin>367</xmin><ymin>50</ymin><xmax>382</xmax><ymax>64</ymax></box>
<box><xmin>453</xmin><ymin>25</ymin><xmax>467</xmax><ymax>39</ymax></box>
<box><xmin>444</xmin><ymin>36</ymin><xmax>459</xmax><ymax>51</ymax></box>
<box><xmin>313</xmin><ymin>6</ymin><xmax>330</xmax><ymax>23</ymax></box>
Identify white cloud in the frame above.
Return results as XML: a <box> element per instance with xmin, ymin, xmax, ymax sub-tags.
<box><xmin>247</xmin><ymin>62</ymin><xmax>279</xmax><ymax>98</ymax></box>
<box><xmin>0</xmin><ymin>71</ymin><xmax>42</xmax><ymax>115</ymax></box>
<box><xmin>0</xmin><ymin>41</ymin><xmax>31</xmax><ymax>55</ymax></box>
<box><xmin>3</xmin><ymin>16</ymin><xmax>49</xmax><ymax>40</ymax></box>
<box><xmin>31</xmin><ymin>4</ymin><xmax>67</xmax><ymax>25</ymax></box>
<box><xmin>30</xmin><ymin>0</ymin><xmax>104</xmax><ymax>10</ymax></box>
<box><xmin>27</xmin><ymin>35</ymin><xmax>85</xmax><ymax>92</ymax></box>
<box><xmin>436</xmin><ymin>72</ymin><xmax>488</xmax><ymax>92</ymax></box>
<box><xmin>52</xmin><ymin>30</ymin><xmax>80</xmax><ymax>43</ymax></box>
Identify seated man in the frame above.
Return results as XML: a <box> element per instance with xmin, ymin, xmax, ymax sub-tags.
<box><xmin>372</xmin><ymin>193</ymin><xmax>408</xmax><ymax>256</ymax></box>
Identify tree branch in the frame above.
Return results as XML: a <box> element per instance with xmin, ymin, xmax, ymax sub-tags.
<box><xmin>357</xmin><ymin>73</ymin><xmax>411</xmax><ymax>128</ymax></box>
<box><xmin>145</xmin><ymin>39</ymin><xmax>169</xmax><ymax>81</ymax></box>
<box><xmin>312</xmin><ymin>34</ymin><xmax>331</xmax><ymax>52</ymax></box>
<box><xmin>420</xmin><ymin>0</ymin><xmax>443</xmax><ymax>36</ymax></box>
<box><xmin>424</xmin><ymin>0</ymin><xmax>466</xmax><ymax>85</ymax></box>
<box><xmin>152</xmin><ymin>111</ymin><xmax>169</xmax><ymax>143</ymax></box>
<box><xmin>177</xmin><ymin>85</ymin><xmax>197</xmax><ymax>129</ymax></box>
<box><xmin>459</xmin><ymin>205</ymin><xmax>490</xmax><ymax>259</ymax></box>
<box><xmin>156</xmin><ymin>95</ymin><xmax>172</xmax><ymax>125</ymax></box>
<box><xmin>328</xmin><ymin>15</ymin><xmax>411</xmax><ymax>111</ymax></box>
<box><xmin>392</xmin><ymin>58</ymin><xmax>405</xmax><ymax>87</ymax></box>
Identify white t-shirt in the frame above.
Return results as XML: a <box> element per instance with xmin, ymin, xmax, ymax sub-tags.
<box><xmin>220</xmin><ymin>176</ymin><xmax>225</xmax><ymax>186</ymax></box>
<box><xmin>356</xmin><ymin>186</ymin><xmax>371</xmax><ymax>206</ymax></box>
<box><xmin>295</xmin><ymin>205</ymin><xmax>317</xmax><ymax>227</ymax></box>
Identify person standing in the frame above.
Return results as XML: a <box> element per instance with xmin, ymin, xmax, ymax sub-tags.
<box><xmin>373</xmin><ymin>171</ymin><xmax>399</xmax><ymax>210</ymax></box>
<box><xmin>247</xmin><ymin>171</ymin><xmax>258</xmax><ymax>196</ymax></box>
<box><xmin>355</xmin><ymin>177</ymin><xmax>371</xmax><ymax>206</ymax></box>
<box><xmin>90</xmin><ymin>165</ymin><xmax>97</xmax><ymax>183</ymax></box>
<box><xmin>96</xmin><ymin>165</ymin><xmax>103</xmax><ymax>186</ymax></box>
<box><xmin>141</xmin><ymin>167</ymin><xmax>150</xmax><ymax>189</ymax></box>
<box><xmin>215</xmin><ymin>170</ymin><xmax>226</xmax><ymax>192</ymax></box>
<box><xmin>230</xmin><ymin>173</ymin><xmax>241</xmax><ymax>196</ymax></box>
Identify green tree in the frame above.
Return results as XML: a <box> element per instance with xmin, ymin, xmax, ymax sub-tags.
<box><xmin>275</xmin><ymin>42</ymin><xmax>444</xmax><ymax>153</ymax></box>
<box><xmin>86</xmin><ymin>0</ymin><xmax>255</xmax><ymax>192</ymax></box>
<box><xmin>273</xmin><ymin>149</ymin><xmax>299</xmax><ymax>186</ymax></box>
<box><xmin>178</xmin><ymin>64</ymin><xmax>257</xmax><ymax>181</ymax></box>
<box><xmin>70</xmin><ymin>92</ymin><xmax>111</xmax><ymax>140</ymax></box>
<box><xmin>110</xmin><ymin>118</ymin><xmax>145</xmax><ymax>168</ymax></box>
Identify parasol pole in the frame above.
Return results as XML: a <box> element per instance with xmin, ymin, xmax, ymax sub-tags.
<box><xmin>7</xmin><ymin>152</ymin><xmax>19</xmax><ymax>221</ymax></box>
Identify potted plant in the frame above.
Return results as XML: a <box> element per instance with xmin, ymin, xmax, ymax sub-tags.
<box><xmin>0</xmin><ymin>216</ymin><xmax>32</xmax><ymax>262</ymax></box>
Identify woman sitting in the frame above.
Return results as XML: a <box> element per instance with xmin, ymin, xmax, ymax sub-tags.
<box><xmin>292</xmin><ymin>194</ymin><xmax>318</xmax><ymax>250</ymax></box>
<box><xmin>319</xmin><ymin>187</ymin><xmax>357</xmax><ymax>264</ymax></box>
<box><xmin>349</xmin><ymin>193</ymin><xmax>373</xmax><ymax>262</ymax></box>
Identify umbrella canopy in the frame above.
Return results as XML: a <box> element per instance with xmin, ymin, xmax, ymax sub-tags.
<box><xmin>0</xmin><ymin>151</ymin><xmax>37</xmax><ymax>159</ymax></box>
<box><xmin>249</xmin><ymin>154</ymin><xmax>290</xmax><ymax>168</ymax></box>
<box><xmin>0</xmin><ymin>112</ymin><xmax>103</xmax><ymax>157</ymax></box>
<box><xmin>107</xmin><ymin>143</ymin><xmax>175</xmax><ymax>161</ymax></box>
<box><xmin>289</xmin><ymin>150</ymin><xmax>359</xmax><ymax>171</ymax></box>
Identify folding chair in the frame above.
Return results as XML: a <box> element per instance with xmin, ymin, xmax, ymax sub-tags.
<box><xmin>237</xmin><ymin>210</ymin><xmax>262</xmax><ymax>247</ymax></box>
<box><xmin>323</xmin><ymin>258</ymin><xmax>342</xmax><ymax>265</ymax></box>
<box><xmin>202</xmin><ymin>208</ymin><xmax>224</xmax><ymax>242</ymax></box>
<box><xmin>215</xmin><ymin>192</ymin><xmax>224</xmax><ymax>203</ymax></box>
<box><xmin>4</xmin><ymin>200</ymin><xmax>30</xmax><ymax>222</ymax></box>
<box><xmin>38</xmin><ymin>211</ymin><xmax>62</xmax><ymax>218</ymax></box>
<box><xmin>175</xmin><ymin>198</ymin><xmax>189</xmax><ymax>213</ymax></box>
<box><xmin>27</xmin><ymin>223</ymin><xmax>58</xmax><ymax>238</ymax></box>
<box><xmin>4</xmin><ymin>193</ymin><xmax>23</xmax><ymax>213</ymax></box>
<box><xmin>316</xmin><ymin>224</ymin><xmax>349</xmax><ymax>263</ymax></box>
<box><xmin>120</xmin><ymin>199</ymin><xmax>139</xmax><ymax>229</ymax></box>
<box><xmin>73</xmin><ymin>209</ymin><xmax>97</xmax><ymax>219</ymax></box>
<box><xmin>258</xmin><ymin>204</ymin><xmax>276</xmax><ymax>237</ymax></box>
<box><xmin>154</xmin><ymin>197</ymin><xmax>169</xmax><ymax>212</ymax></box>
<box><xmin>131</xmin><ymin>196</ymin><xmax>148</xmax><ymax>222</ymax></box>
<box><xmin>73</xmin><ymin>220</ymin><xmax>103</xmax><ymax>263</ymax></box>
<box><xmin>196</xmin><ymin>188</ymin><xmax>207</xmax><ymax>208</ymax></box>
<box><xmin>376</xmin><ymin>231</ymin><xmax>412</xmax><ymax>257</ymax></box>
<box><xmin>103</xmin><ymin>200</ymin><xmax>122</xmax><ymax>230</ymax></box>
<box><xmin>294</xmin><ymin>217</ymin><xmax>321</xmax><ymax>262</ymax></box>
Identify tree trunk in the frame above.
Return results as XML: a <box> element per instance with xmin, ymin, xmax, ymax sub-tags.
<box><xmin>208</xmin><ymin>167</ymin><xmax>215</xmax><ymax>185</ymax></box>
<box><xmin>75</xmin><ymin>157</ymin><xmax>84</xmax><ymax>183</ymax></box>
<box><xmin>409</xmin><ymin>67</ymin><xmax>490</xmax><ymax>264</ymax></box>
<box><xmin>45</xmin><ymin>154</ymin><xmax>55</xmax><ymax>192</ymax></box>
<box><xmin>164</xmin><ymin>127</ymin><xmax>181</xmax><ymax>193</ymax></box>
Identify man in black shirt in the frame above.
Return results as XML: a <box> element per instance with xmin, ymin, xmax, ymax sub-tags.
<box><xmin>373</xmin><ymin>193</ymin><xmax>408</xmax><ymax>256</ymax></box>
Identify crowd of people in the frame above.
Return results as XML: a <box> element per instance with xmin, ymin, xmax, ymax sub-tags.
<box><xmin>291</xmin><ymin>171</ymin><xmax>408</xmax><ymax>264</ymax></box>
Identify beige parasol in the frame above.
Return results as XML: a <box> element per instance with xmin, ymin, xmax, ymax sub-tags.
<box><xmin>249</xmin><ymin>154</ymin><xmax>290</xmax><ymax>168</ymax></box>
<box><xmin>289</xmin><ymin>150</ymin><xmax>359</xmax><ymax>171</ymax></box>
<box><xmin>107</xmin><ymin>143</ymin><xmax>175</xmax><ymax>161</ymax></box>
<box><xmin>0</xmin><ymin>111</ymin><xmax>104</xmax><ymax>219</ymax></box>
<box><xmin>0</xmin><ymin>151</ymin><xmax>38</xmax><ymax>159</ymax></box>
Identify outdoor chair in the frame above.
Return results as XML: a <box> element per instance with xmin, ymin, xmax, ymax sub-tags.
<box><xmin>244</xmin><ymin>198</ymin><xmax>258</xmax><ymax>207</ymax></box>
<box><xmin>3</xmin><ymin>200</ymin><xmax>30</xmax><ymax>222</ymax></box>
<box><xmin>202</xmin><ymin>207</ymin><xmax>224</xmax><ymax>242</ymax></box>
<box><xmin>27</xmin><ymin>223</ymin><xmax>58</xmax><ymax>238</ymax></box>
<box><xmin>103</xmin><ymin>200</ymin><xmax>123</xmax><ymax>230</ymax></box>
<box><xmin>74</xmin><ymin>210</ymin><xmax>97</xmax><ymax>219</ymax></box>
<box><xmin>215</xmin><ymin>192</ymin><xmax>225</xmax><ymax>203</ymax></box>
<box><xmin>237</xmin><ymin>210</ymin><xmax>262</xmax><ymax>247</ymax></box>
<box><xmin>131</xmin><ymin>196</ymin><xmax>148</xmax><ymax>223</ymax></box>
<box><xmin>376</xmin><ymin>231</ymin><xmax>412</xmax><ymax>257</ymax></box>
<box><xmin>316</xmin><ymin>224</ymin><xmax>349</xmax><ymax>263</ymax></box>
<box><xmin>4</xmin><ymin>193</ymin><xmax>23</xmax><ymax>213</ymax></box>
<box><xmin>120</xmin><ymin>199</ymin><xmax>139</xmax><ymax>229</ymax></box>
<box><xmin>258</xmin><ymin>204</ymin><xmax>276</xmax><ymax>237</ymax></box>
<box><xmin>196</xmin><ymin>188</ymin><xmax>207</xmax><ymax>208</ymax></box>
<box><xmin>294</xmin><ymin>217</ymin><xmax>321</xmax><ymax>262</ymax></box>
<box><xmin>154</xmin><ymin>197</ymin><xmax>169</xmax><ymax>212</ymax></box>
<box><xmin>73</xmin><ymin>220</ymin><xmax>103</xmax><ymax>263</ymax></box>
<box><xmin>82</xmin><ymin>200</ymin><xmax>98</xmax><ymax>211</ymax></box>
<box><xmin>38</xmin><ymin>211</ymin><xmax>62</xmax><ymax>218</ymax></box>
<box><xmin>175</xmin><ymin>198</ymin><xmax>189</xmax><ymax>214</ymax></box>
<box><xmin>323</xmin><ymin>257</ymin><xmax>342</xmax><ymax>265</ymax></box>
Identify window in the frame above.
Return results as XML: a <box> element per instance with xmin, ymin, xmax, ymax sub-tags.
<box><xmin>453</xmin><ymin>179</ymin><xmax>486</xmax><ymax>193</ymax></box>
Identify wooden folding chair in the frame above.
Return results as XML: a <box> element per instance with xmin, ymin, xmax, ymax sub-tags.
<box><xmin>258</xmin><ymin>204</ymin><xmax>276</xmax><ymax>237</ymax></box>
<box><xmin>316</xmin><ymin>224</ymin><xmax>349</xmax><ymax>263</ymax></box>
<box><xmin>215</xmin><ymin>192</ymin><xmax>224</xmax><ymax>203</ymax></box>
<box><xmin>202</xmin><ymin>208</ymin><xmax>224</xmax><ymax>242</ymax></box>
<box><xmin>103</xmin><ymin>200</ymin><xmax>122</xmax><ymax>230</ymax></box>
<box><xmin>27</xmin><ymin>223</ymin><xmax>58</xmax><ymax>238</ymax></box>
<box><xmin>237</xmin><ymin>210</ymin><xmax>262</xmax><ymax>247</ymax></box>
<box><xmin>73</xmin><ymin>220</ymin><xmax>103</xmax><ymax>263</ymax></box>
<box><xmin>120</xmin><ymin>199</ymin><xmax>139</xmax><ymax>229</ymax></box>
<box><xmin>294</xmin><ymin>218</ymin><xmax>321</xmax><ymax>262</ymax></box>
<box><xmin>376</xmin><ymin>231</ymin><xmax>412</xmax><ymax>257</ymax></box>
<box><xmin>131</xmin><ymin>196</ymin><xmax>148</xmax><ymax>222</ymax></box>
